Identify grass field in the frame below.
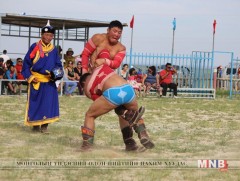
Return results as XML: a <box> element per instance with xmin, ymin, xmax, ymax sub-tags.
<box><xmin>0</xmin><ymin>93</ymin><xmax>240</xmax><ymax>181</ymax></box>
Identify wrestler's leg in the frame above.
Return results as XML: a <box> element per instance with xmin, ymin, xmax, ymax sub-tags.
<box><xmin>133</xmin><ymin>119</ymin><xmax>155</xmax><ymax>149</ymax></box>
<box><xmin>118</xmin><ymin>99</ymin><xmax>155</xmax><ymax>149</ymax></box>
<box><xmin>84</xmin><ymin>96</ymin><xmax>116</xmax><ymax>130</ymax></box>
<box><xmin>118</xmin><ymin>116</ymin><xmax>138</xmax><ymax>151</ymax></box>
<box><xmin>122</xmin><ymin>98</ymin><xmax>145</xmax><ymax>126</ymax></box>
<box><xmin>80</xmin><ymin>96</ymin><xmax>116</xmax><ymax>151</ymax></box>
<box><xmin>116</xmin><ymin>98</ymin><xmax>145</xmax><ymax>151</ymax></box>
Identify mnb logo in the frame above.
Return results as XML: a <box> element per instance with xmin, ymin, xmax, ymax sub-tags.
<box><xmin>198</xmin><ymin>160</ymin><xmax>228</xmax><ymax>170</ymax></box>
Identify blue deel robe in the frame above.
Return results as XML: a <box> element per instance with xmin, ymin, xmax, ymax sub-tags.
<box><xmin>22</xmin><ymin>41</ymin><xmax>63</xmax><ymax>126</ymax></box>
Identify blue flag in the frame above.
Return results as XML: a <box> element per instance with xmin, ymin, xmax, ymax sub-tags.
<box><xmin>172</xmin><ymin>18</ymin><xmax>176</xmax><ymax>31</ymax></box>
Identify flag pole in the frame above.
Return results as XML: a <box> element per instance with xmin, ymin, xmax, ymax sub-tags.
<box><xmin>171</xmin><ymin>29</ymin><xmax>175</xmax><ymax>64</ymax></box>
<box><xmin>210</xmin><ymin>19</ymin><xmax>217</xmax><ymax>88</ymax></box>
<box><xmin>171</xmin><ymin>18</ymin><xmax>176</xmax><ymax>64</ymax></box>
<box><xmin>130</xmin><ymin>26</ymin><xmax>133</xmax><ymax>68</ymax></box>
<box><xmin>129</xmin><ymin>15</ymin><xmax>134</xmax><ymax>68</ymax></box>
<box><xmin>212</xmin><ymin>32</ymin><xmax>215</xmax><ymax>51</ymax></box>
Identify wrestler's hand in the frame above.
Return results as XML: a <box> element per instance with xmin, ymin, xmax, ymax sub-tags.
<box><xmin>94</xmin><ymin>58</ymin><xmax>106</xmax><ymax>68</ymax></box>
<box><xmin>32</xmin><ymin>78</ymin><xmax>38</xmax><ymax>83</ymax></box>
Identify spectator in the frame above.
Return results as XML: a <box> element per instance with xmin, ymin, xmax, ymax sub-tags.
<box><xmin>216</xmin><ymin>65</ymin><xmax>223</xmax><ymax>88</ymax></box>
<box><xmin>120</xmin><ymin>64</ymin><xmax>129</xmax><ymax>80</ymax></box>
<box><xmin>0</xmin><ymin>58</ymin><xmax>5</xmax><ymax>94</ymax></box>
<box><xmin>75</xmin><ymin>54</ymin><xmax>82</xmax><ymax>65</ymax></box>
<box><xmin>56</xmin><ymin>45</ymin><xmax>63</xmax><ymax>57</ymax></box>
<box><xmin>237</xmin><ymin>67</ymin><xmax>240</xmax><ymax>78</ymax></box>
<box><xmin>55</xmin><ymin>45</ymin><xmax>65</xmax><ymax>92</ymax></box>
<box><xmin>5</xmin><ymin>59</ymin><xmax>13</xmax><ymax>71</ymax></box>
<box><xmin>64</xmin><ymin>48</ymin><xmax>75</xmax><ymax>67</ymax></box>
<box><xmin>15</xmin><ymin>58</ymin><xmax>27</xmax><ymax>94</ymax></box>
<box><xmin>217</xmin><ymin>65</ymin><xmax>223</xmax><ymax>78</ymax></box>
<box><xmin>142</xmin><ymin>65</ymin><xmax>162</xmax><ymax>96</ymax></box>
<box><xmin>0</xmin><ymin>57</ymin><xmax>4</xmax><ymax>72</ymax></box>
<box><xmin>5</xmin><ymin>64</ymin><xmax>17</xmax><ymax>94</ymax></box>
<box><xmin>3</xmin><ymin>59</ymin><xmax>14</xmax><ymax>93</ymax></box>
<box><xmin>135</xmin><ymin>68</ymin><xmax>144</xmax><ymax>84</ymax></box>
<box><xmin>0</xmin><ymin>49</ymin><xmax>10</xmax><ymax>65</ymax></box>
<box><xmin>158</xmin><ymin>62</ymin><xmax>178</xmax><ymax>98</ymax></box>
<box><xmin>128</xmin><ymin>68</ymin><xmax>146</xmax><ymax>97</ymax></box>
<box><xmin>64</xmin><ymin>61</ymin><xmax>77</xmax><ymax>96</ymax></box>
<box><xmin>236</xmin><ymin>67</ymin><xmax>240</xmax><ymax>90</ymax></box>
<box><xmin>74</xmin><ymin>61</ymin><xmax>84</xmax><ymax>95</ymax></box>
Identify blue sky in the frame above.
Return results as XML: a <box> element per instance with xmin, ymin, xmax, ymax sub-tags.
<box><xmin>1</xmin><ymin>0</ymin><xmax>240</xmax><ymax>66</ymax></box>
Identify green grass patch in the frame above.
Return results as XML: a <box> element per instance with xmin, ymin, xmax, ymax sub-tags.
<box><xmin>0</xmin><ymin>96</ymin><xmax>240</xmax><ymax>180</ymax></box>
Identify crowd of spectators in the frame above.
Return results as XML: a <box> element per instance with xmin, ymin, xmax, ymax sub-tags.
<box><xmin>118</xmin><ymin>63</ymin><xmax>179</xmax><ymax>98</ymax></box>
<box><xmin>59</xmin><ymin>48</ymin><xmax>83</xmax><ymax>96</ymax></box>
<box><xmin>0</xmin><ymin>50</ymin><xmax>26</xmax><ymax>95</ymax></box>
<box><xmin>0</xmin><ymin>48</ymin><xmax>83</xmax><ymax>96</ymax></box>
<box><xmin>0</xmin><ymin>49</ymin><xmax>178</xmax><ymax>98</ymax></box>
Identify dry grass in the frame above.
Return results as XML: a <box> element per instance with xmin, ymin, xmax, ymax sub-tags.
<box><xmin>0</xmin><ymin>94</ymin><xmax>240</xmax><ymax>180</ymax></box>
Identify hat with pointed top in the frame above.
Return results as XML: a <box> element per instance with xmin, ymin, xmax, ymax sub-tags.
<box><xmin>41</xmin><ymin>20</ymin><xmax>55</xmax><ymax>34</ymax></box>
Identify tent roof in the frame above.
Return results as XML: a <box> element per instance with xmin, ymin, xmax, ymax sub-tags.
<box><xmin>1</xmin><ymin>13</ymin><xmax>128</xmax><ymax>29</ymax></box>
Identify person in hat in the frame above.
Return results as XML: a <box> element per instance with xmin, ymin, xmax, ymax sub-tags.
<box><xmin>64</xmin><ymin>48</ymin><xmax>76</xmax><ymax>67</ymax></box>
<box><xmin>22</xmin><ymin>20</ymin><xmax>63</xmax><ymax>133</ymax></box>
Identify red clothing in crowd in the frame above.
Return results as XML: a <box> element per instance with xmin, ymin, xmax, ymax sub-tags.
<box><xmin>15</xmin><ymin>64</ymin><xmax>24</xmax><ymax>80</ymax></box>
<box><xmin>159</xmin><ymin>69</ymin><xmax>175</xmax><ymax>84</ymax></box>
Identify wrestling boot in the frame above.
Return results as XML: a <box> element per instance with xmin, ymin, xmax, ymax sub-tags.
<box><xmin>80</xmin><ymin>126</ymin><xmax>95</xmax><ymax>151</ymax></box>
<box><xmin>121</xmin><ymin>126</ymin><xmax>138</xmax><ymax>151</ymax></box>
<box><xmin>41</xmin><ymin>124</ymin><xmax>49</xmax><ymax>134</ymax></box>
<box><xmin>115</xmin><ymin>106</ymin><xmax>145</xmax><ymax>127</ymax></box>
<box><xmin>133</xmin><ymin>120</ymin><xmax>155</xmax><ymax>149</ymax></box>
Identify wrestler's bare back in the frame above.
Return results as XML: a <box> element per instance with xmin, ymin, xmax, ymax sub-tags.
<box><xmin>84</xmin><ymin>73</ymin><xmax>127</xmax><ymax>100</ymax></box>
<box><xmin>102</xmin><ymin>74</ymin><xmax>127</xmax><ymax>91</ymax></box>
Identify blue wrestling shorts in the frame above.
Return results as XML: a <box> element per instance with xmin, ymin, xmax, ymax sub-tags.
<box><xmin>102</xmin><ymin>84</ymin><xmax>135</xmax><ymax>106</ymax></box>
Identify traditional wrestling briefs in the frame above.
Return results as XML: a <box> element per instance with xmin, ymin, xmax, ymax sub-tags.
<box><xmin>102</xmin><ymin>84</ymin><xmax>135</xmax><ymax>106</ymax></box>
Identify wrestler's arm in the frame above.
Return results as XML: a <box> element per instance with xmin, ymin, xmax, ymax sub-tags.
<box><xmin>94</xmin><ymin>45</ymin><xmax>126</xmax><ymax>69</ymax></box>
<box><xmin>81</xmin><ymin>34</ymin><xmax>102</xmax><ymax>74</ymax></box>
<box><xmin>105</xmin><ymin>46</ymin><xmax>126</xmax><ymax>69</ymax></box>
<box><xmin>94</xmin><ymin>50</ymin><xmax>126</xmax><ymax>69</ymax></box>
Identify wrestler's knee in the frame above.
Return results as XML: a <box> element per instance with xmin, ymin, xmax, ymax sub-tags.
<box><xmin>85</xmin><ymin>110</ymin><xmax>98</xmax><ymax>120</ymax></box>
<box><xmin>114</xmin><ymin>105</ymin><xmax>126</xmax><ymax>115</ymax></box>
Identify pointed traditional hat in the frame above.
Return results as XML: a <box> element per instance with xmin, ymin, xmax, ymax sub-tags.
<box><xmin>41</xmin><ymin>20</ymin><xmax>55</xmax><ymax>34</ymax></box>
